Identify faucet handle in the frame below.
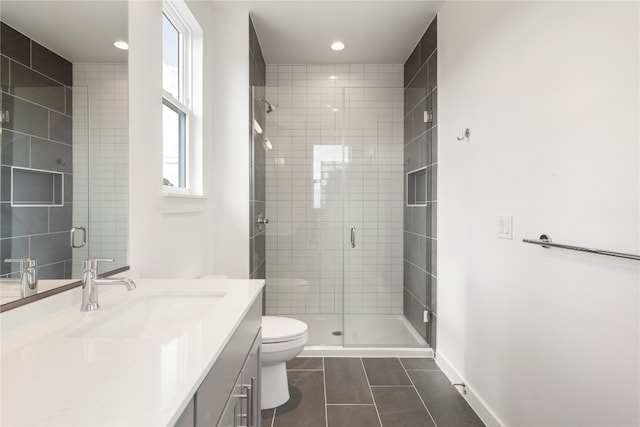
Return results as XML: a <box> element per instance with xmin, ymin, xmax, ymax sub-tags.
<box><xmin>83</xmin><ymin>258</ymin><xmax>114</xmax><ymax>271</ymax></box>
<box><xmin>4</xmin><ymin>258</ymin><xmax>36</xmax><ymax>270</ymax></box>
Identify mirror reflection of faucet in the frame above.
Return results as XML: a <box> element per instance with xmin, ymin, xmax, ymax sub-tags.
<box><xmin>3</xmin><ymin>258</ymin><xmax>38</xmax><ymax>298</ymax></box>
<box><xmin>80</xmin><ymin>258</ymin><xmax>136</xmax><ymax>312</ymax></box>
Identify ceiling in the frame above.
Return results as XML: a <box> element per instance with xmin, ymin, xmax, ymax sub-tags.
<box><xmin>1</xmin><ymin>1</ymin><xmax>128</xmax><ymax>63</ymax></box>
<box><xmin>214</xmin><ymin>1</ymin><xmax>443</xmax><ymax>64</ymax></box>
<box><xmin>1</xmin><ymin>1</ymin><xmax>441</xmax><ymax>65</ymax></box>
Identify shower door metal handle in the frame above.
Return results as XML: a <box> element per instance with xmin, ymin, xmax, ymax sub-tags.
<box><xmin>350</xmin><ymin>227</ymin><xmax>356</xmax><ymax>248</ymax></box>
<box><xmin>70</xmin><ymin>226</ymin><xmax>87</xmax><ymax>248</ymax></box>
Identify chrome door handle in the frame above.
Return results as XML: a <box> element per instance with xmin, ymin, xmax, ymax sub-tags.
<box><xmin>249</xmin><ymin>376</ymin><xmax>256</xmax><ymax>426</ymax></box>
<box><xmin>240</xmin><ymin>382</ymin><xmax>252</xmax><ymax>425</ymax></box>
<box><xmin>350</xmin><ymin>227</ymin><xmax>356</xmax><ymax>248</ymax></box>
<box><xmin>70</xmin><ymin>226</ymin><xmax>86</xmax><ymax>248</ymax></box>
<box><xmin>237</xmin><ymin>384</ymin><xmax>250</xmax><ymax>427</ymax></box>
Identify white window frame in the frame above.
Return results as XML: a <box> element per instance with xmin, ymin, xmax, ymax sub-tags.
<box><xmin>162</xmin><ymin>0</ymin><xmax>203</xmax><ymax>198</ymax></box>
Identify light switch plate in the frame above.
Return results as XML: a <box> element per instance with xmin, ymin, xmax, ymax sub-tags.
<box><xmin>497</xmin><ymin>215</ymin><xmax>513</xmax><ymax>239</ymax></box>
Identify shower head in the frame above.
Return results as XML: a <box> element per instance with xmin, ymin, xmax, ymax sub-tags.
<box><xmin>260</xmin><ymin>98</ymin><xmax>277</xmax><ymax>114</ymax></box>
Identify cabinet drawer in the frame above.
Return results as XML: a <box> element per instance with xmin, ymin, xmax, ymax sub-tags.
<box><xmin>195</xmin><ymin>295</ymin><xmax>261</xmax><ymax>427</ymax></box>
<box><xmin>174</xmin><ymin>398</ymin><xmax>195</xmax><ymax>427</ymax></box>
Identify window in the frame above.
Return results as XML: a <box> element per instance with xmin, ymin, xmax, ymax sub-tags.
<box><xmin>162</xmin><ymin>1</ymin><xmax>202</xmax><ymax>195</ymax></box>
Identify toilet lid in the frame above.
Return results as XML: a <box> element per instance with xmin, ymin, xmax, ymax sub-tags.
<box><xmin>262</xmin><ymin>316</ymin><xmax>308</xmax><ymax>343</ymax></box>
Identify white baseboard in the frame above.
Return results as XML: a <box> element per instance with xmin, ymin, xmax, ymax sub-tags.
<box><xmin>435</xmin><ymin>350</ymin><xmax>504</xmax><ymax>427</ymax></box>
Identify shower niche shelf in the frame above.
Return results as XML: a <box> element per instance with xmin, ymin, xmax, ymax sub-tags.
<box><xmin>406</xmin><ymin>167</ymin><xmax>427</xmax><ymax>206</ymax></box>
<box><xmin>11</xmin><ymin>166</ymin><xmax>64</xmax><ymax>207</ymax></box>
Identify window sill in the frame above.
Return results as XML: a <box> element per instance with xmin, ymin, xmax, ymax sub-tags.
<box><xmin>163</xmin><ymin>189</ymin><xmax>207</xmax><ymax>214</ymax></box>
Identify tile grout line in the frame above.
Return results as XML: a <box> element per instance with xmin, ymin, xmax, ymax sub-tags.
<box><xmin>360</xmin><ymin>357</ymin><xmax>384</xmax><ymax>427</ymax></box>
<box><xmin>286</xmin><ymin>368</ymin><xmax>324</xmax><ymax>371</ymax></box>
<box><xmin>399</xmin><ymin>358</ymin><xmax>438</xmax><ymax>427</ymax></box>
<box><xmin>326</xmin><ymin>403</ymin><xmax>377</xmax><ymax>406</ymax></box>
<box><xmin>370</xmin><ymin>385</ymin><xmax>415</xmax><ymax>388</ymax></box>
<box><xmin>322</xmin><ymin>357</ymin><xmax>328</xmax><ymax>427</ymax></box>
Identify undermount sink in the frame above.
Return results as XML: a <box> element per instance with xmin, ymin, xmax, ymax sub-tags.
<box><xmin>67</xmin><ymin>292</ymin><xmax>226</xmax><ymax>340</ymax></box>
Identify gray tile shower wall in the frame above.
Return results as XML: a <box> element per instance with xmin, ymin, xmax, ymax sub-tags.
<box><xmin>249</xmin><ymin>16</ymin><xmax>266</xmax><ymax>286</ymax></box>
<box><xmin>0</xmin><ymin>22</ymin><xmax>74</xmax><ymax>279</ymax></box>
<box><xmin>403</xmin><ymin>17</ymin><xmax>437</xmax><ymax>349</ymax></box>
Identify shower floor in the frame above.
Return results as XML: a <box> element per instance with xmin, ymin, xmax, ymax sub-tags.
<box><xmin>287</xmin><ymin>314</ymin><xmax>427</xmax><ymax>347</ymax></box>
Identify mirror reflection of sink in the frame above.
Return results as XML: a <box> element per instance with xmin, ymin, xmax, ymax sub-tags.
<box><xmin>67</xmin><ymin>293</ymin><xmax>226</xmax><ymax>340</ymax></box>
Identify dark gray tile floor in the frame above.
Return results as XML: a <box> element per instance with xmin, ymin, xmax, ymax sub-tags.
<box><xmin>261</xmin><ymin>357</ymin><xmax>485</xmax><ymax>427</ymax></box>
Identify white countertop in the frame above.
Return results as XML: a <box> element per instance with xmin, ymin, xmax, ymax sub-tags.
<box><xmin>0</xmin><ymin>278</ymin><xmax>264</xmax><ymax>426</ymax></box>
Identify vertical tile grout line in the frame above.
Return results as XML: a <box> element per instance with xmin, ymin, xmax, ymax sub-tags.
<box><xmin>399</xmin><ymin>358</ymin><xmax>438</xmax><ymax>427</ymax></box>
<box><xmin>360</xmin><ymin>357</ymin><xmax>384</xmax><ymax>427</ymax></box>
<box><xmin>323</xmin><ymin>357</ymin><xmax>328</xmax><ymax>427</ymax></box>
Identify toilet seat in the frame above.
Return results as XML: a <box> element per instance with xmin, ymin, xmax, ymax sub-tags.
<box><xmin>262</xmin><ymin>316</ymin><xmax>308</xmax><ymax>343</ymax></box>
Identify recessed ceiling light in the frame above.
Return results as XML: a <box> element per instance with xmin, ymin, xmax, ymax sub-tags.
<box><xmin>113</xmin><ymin>41</ymin><xmax>129</xmax><ymax>50</ymax></box>
<box><xmin>332</xmin><ymin>108</ymin><xmax>341</xmax><ymax>112</ymax></box>
<box><xmin>328</xmin><ymin>75</ymin><xmax>338</xmax><ymax>80</ymax></box>
<box><xmin>331</xmin><ymin>41</ymin><xmax>345</xmax><ymax>51</ymax></box>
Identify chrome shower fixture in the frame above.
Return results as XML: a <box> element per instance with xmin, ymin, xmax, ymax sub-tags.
<box><xmin>260</xmin><ymin>98</ymin><xmax>277</xmax><ymax>114</ymax></box>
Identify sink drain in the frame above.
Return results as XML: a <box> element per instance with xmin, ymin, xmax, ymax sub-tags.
<box><xmin>331</xmin><ymin>331</ymin><xmax>343</xmax><ymax>336</ymax></box>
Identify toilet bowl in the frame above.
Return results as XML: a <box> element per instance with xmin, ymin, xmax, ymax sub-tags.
<box><xmin>261</xmin><ymin>316</ymin><xmax>308</xmax><ymax>410</ymax></box>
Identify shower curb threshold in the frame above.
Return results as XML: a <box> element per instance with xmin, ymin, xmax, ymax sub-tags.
<box><xmin>299</xmin><ymin>346</ymin><xmax>433</xmax><ymax>358</ymax></box>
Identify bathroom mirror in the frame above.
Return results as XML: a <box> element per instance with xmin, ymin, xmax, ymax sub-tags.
<box><xmin>0</xmin><ymin>0</ymin><xmax>129</xmax><ymax>309</ymax></box>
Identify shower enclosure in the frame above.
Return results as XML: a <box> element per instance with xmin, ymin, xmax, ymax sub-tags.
<box><xmin>253</xmin><ymin>64</ymin><xmax>427</xmax><ymax>350</ymax></box>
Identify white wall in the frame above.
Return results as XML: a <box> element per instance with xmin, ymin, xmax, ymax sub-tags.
<box><xmin>438</xmin><ymin>2</ymin><xmax>639</xmax><ymax>426</ymax></box>
<box><xmin>208</xmin><ymin>5</ymin><xmax>251</xmax><ymax>278</ymax></box>
<box><xmin>128</xmin><ymin>1</ymin><xmax>250</xmax><ymax>278</ymax></box>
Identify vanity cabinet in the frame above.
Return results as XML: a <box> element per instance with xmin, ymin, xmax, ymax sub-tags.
<box><xmin>217</xmin><ymin>336</ymin><xmax>261</xmax><ymax>427</ymax></box>
<box><xmin>174</xmin><ymin>294</ymin><xmax>262</xmax><ymax>427</ymax></box>
<box><xmin>174</xmin><ymin>399</ymin><xmax>195</xmax><ymax>427</ymax></box>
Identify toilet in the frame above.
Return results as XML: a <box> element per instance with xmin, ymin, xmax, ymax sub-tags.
<box><xmin>261</xmin><ymin>316</ymin><xmax>308</xmax><ymax>409</ymax></box>
<box><xmin>199</xmin><ymin>277</ymin><xmax>308</xmax><ymax>409</ymax></box>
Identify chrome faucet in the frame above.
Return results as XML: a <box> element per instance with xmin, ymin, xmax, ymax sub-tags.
<box><xmin>81</xmin><ymin>258</ymin><xmax>136</xmax><ymax>312</ymax></box>
<box><xmin>4</xmin><ymin>258</ymin><xmax>38</xmax><ymax>298</ymax></box>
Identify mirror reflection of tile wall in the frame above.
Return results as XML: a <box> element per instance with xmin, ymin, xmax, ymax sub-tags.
<box><xmin>72</xmin><ymin>63</ymin><xmax>129</xmax><ymax>277</ymax></box>
<box><xmin>1</xmin><ymin>22</ymin><xmax>74</xmax><ymax>280</ymax></box>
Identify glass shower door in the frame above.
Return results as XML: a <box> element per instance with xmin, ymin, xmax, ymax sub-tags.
<box><xmin>259</xmin><ymin>82</ymin><xmax>346</xmax><ymax>346</ymax></box>
<box><xmin>343</xmin><ymin>85</ymin><xmax>426</xmax><ymax>347</ymax></box>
